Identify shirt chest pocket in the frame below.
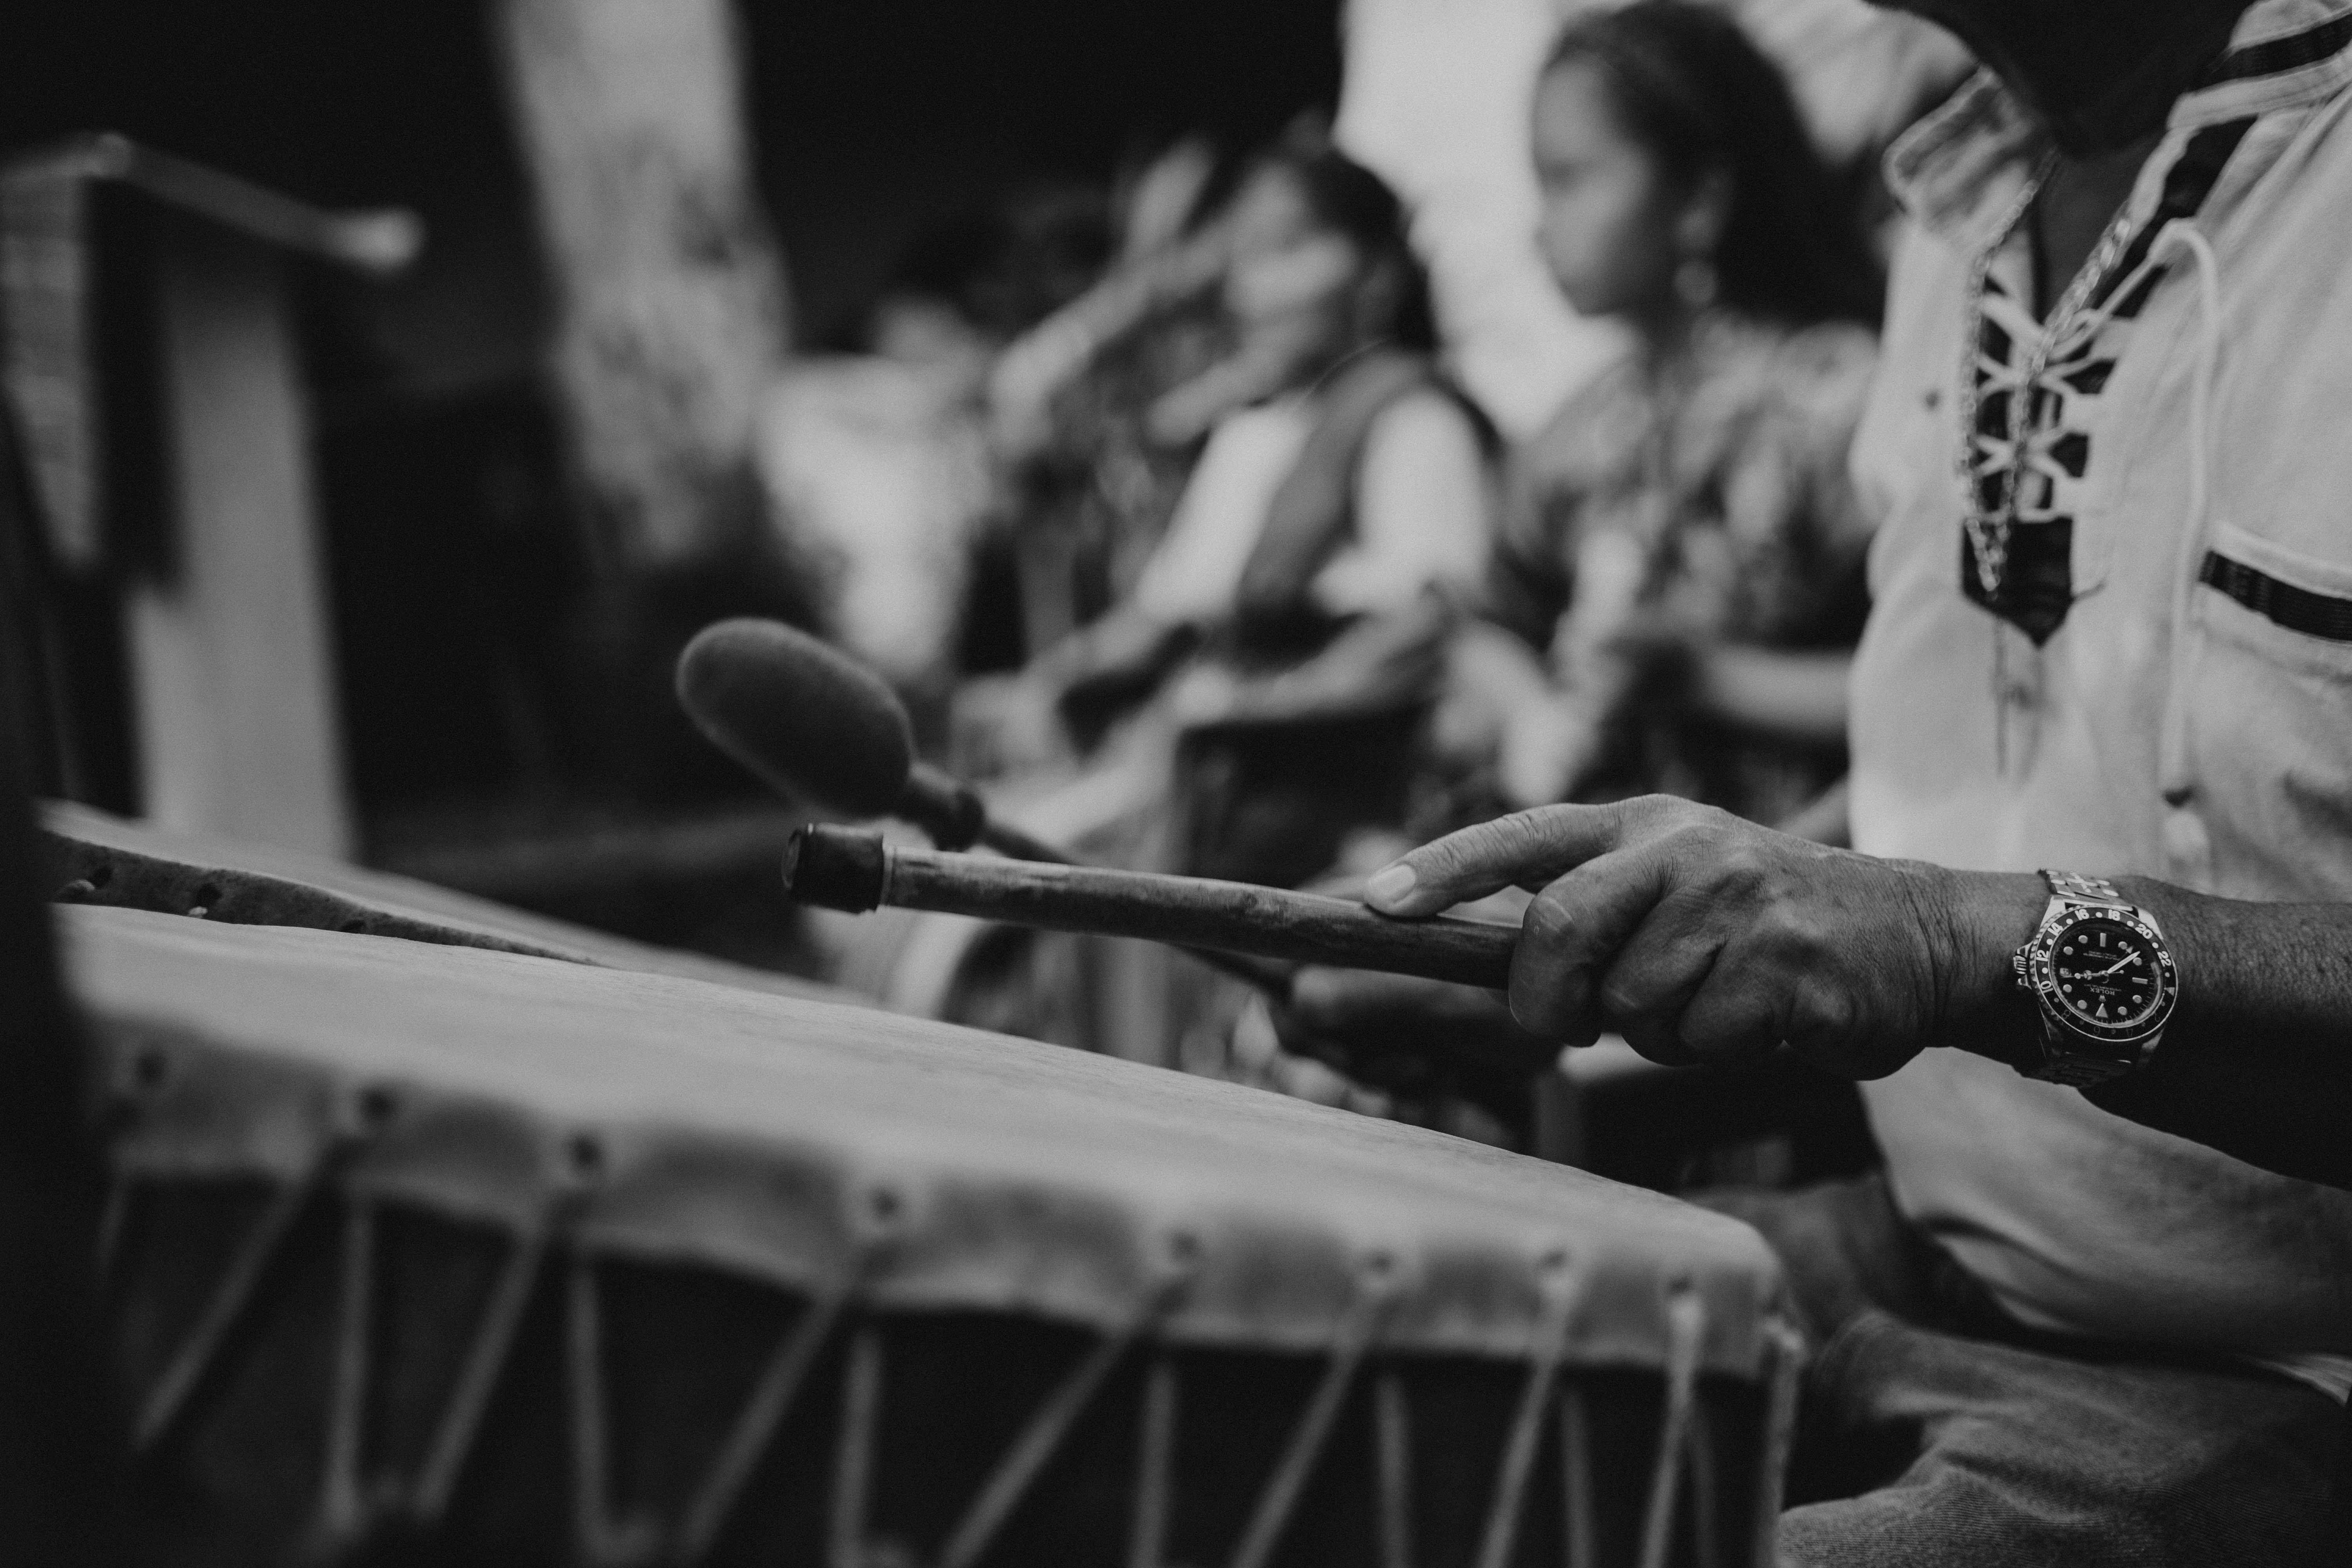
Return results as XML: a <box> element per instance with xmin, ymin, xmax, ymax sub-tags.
<box><xmin>2175</xmin><ymin>522</ymin><xmax>2352</xmax><ymax>898</ymax></box>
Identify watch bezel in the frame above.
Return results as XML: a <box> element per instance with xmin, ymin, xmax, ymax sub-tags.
<box><xmin>2019</xmin><ymin>906</ymin><xmax>2179</xmax><ymax>1047</ymax></box>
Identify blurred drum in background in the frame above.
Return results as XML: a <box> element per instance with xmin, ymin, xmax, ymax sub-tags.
<box><xmin>65</xmin><ymin>903</ymin><xmax>1798</xmax><ymax>1568</ymax></box>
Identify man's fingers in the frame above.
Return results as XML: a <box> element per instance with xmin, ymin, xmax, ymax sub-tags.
<box><xmin>1675</xmin><ymin>956</ymin><xmax>1795</xmax><ymax>1070</ymax></box>
<box><xmin>1588</xmin><ymin>885</ymin><xmax>1728</xmax><ymax>1061</ymax></box>
<box><xmin>1593</xmin><ymin>880</ymin><xmax>1723</xmax><ymax>1016</ymax></box>
<box><xmin>1506</xmin><ymin>846</ymin><xmax>1673</xmax><ymax>1043</ymax></box>
<box><xmin>1364</xmin><ymin>803</ymin><xmax>1635</xmax><ymax>918</ymax></box>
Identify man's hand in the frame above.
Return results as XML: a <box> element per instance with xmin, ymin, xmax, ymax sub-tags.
<box><xmin>1363</xmin><ymin>797</ymin><xmax>2045</xmax><ymax>1078</ymax></box>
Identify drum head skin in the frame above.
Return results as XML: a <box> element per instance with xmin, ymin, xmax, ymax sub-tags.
<box><xmin>67</xmin><ymin>906</ymin><xmax>1782</xmax><ymax>1368</ymax></box>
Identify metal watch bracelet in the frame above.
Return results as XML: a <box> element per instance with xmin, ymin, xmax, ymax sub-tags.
<box><xmin>2041</xmin><ymin>869</ymin><xmax>2124</xmax><ymax>906</ymax></box>
<box><xmin>2018</xmin><ymin>870</ymin><xmax>2168</xmax><ymax>1085</ymax></box>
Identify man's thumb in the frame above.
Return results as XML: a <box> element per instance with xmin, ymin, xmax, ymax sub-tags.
<box><xmin>1363</xmin><ymin>805</ymin><xmax>1622</xmax><ymax>918</ymax></box>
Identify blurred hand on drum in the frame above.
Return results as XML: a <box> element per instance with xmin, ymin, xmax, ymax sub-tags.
<box><xmin>1263</xmin><ymin>866</ymin><xmax>1557</xmax><ymax>1123</ymax></box>
<box><xmin>1273</xmin><ymin>969</ymin><xmax>1562</xmax><ymax>1123</ymax></box>
<box><xmin>1364</xmin><ymin>795</ymin><xmax>2043</xmax><ymax>1079</ymax></box>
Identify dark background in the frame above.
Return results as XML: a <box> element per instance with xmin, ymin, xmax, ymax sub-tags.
<box><xmin>0</xmin><ymin>0</ymin><xmax>1341</xmax><ymax>821</ymax></box>
<box><xmin>2</xmin><ymin>0</ymin><xmax>1343</xmax><ymax>399</ymax></box>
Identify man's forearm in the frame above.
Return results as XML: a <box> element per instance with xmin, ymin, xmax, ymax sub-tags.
<box><xmin>2125</xmin><ymin>882</ymin><xmax>2352</xmax><ymax>1058</ymax></box>
<box><xmin>1943</xmin><ymin>872</ymin><xmax>2352</xmax><ymax>1188</ymax></box>
<box><xmin>2095</xmin><ymin>881</ymin><xmax>2352</xmax><ymax>1187</ymax></box>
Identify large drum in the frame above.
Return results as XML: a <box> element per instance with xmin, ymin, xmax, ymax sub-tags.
<box><xmin>65</xmin><ymin>904</ymin><xmax>1797</xmax><ymax>1567</ymax></box>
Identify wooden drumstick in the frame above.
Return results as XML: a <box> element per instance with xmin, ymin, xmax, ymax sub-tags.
<box><xmin>785</xmin><ymin>825</ymin><xmax>1516</xmax><ymax>990</ymax></box>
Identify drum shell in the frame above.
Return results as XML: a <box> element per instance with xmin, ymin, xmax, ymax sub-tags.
<box><xmin>71</xmin><ymin>906</ymin><xmax>1798</xmax><ymax>1567</ymax></box>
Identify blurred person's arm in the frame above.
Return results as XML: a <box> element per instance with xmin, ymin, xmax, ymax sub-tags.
<box><xmin>1307</xmin><ymin>392</ymin><xmax>1494</xmax><ymax>615</ymax></box>
<box><xmin>1688</xmin><ymin>645</ymin><xmax>1852</xmax><ymax>746</ymax></box>
<box><xmin>1028</xmin><ymin>603</ymin><xmax>1191</xmax><ymax>691</ymax></box>
<box><xmin>1172</xmin><ymin>594</ymin><xmax>1454</xmax><ymax>730</ymax></box>
<box><xmin>1180</xmin><ymin>394</ymin><xmax>1495</xmax><ymax>729</ymax></box>
<box><xmin>1563</xmin><ymin>621</ymin><xmax>1857</xmax><ymax>752</ymax></box>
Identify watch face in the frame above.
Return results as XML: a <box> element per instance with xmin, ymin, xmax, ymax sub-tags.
<box><xmin>2032</xmin><ymin>911</ymin><xmax>2178</xmax><ymax>1042</ymax></box>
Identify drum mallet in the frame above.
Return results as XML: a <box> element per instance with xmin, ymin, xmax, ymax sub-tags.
<box><xmin>675</xmin><ymin>619</ymin><xmax>1297</xmax><ymax>994</ymax></box>
<box><xmin>677</xmin><ymin>618</ymin><xmax>1066</xmax><ymax>863</ymax></box>
<box><xmin>784</xmin><ymin>823</ymin><xmax>1517</xmax><ymax>989</ymax></box>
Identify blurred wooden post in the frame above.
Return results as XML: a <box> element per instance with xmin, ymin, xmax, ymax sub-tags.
<box><xmin>492</xmin><ymin>0</ymin><xmax>792</xmax><ymax>570</ymax></box>
<box><xmin>123</xmin><ymin>211</ymin><xmax>350</xmax><ymax>855</ymax></box>
<box><xmin>0</xmin><ymin>137</ymin><xmax>420</xmax><ymax>858</ymax></box>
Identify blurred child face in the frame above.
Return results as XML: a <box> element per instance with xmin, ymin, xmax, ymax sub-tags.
<box><xmin>1531</xmin><ymin>59</ymin><xmax>1689</xmax><ymax>321</ymax></box>
<box><xmin>1222</xmin><ymin>165</ymin><xmax>1366</xmax><ymax>366</ymax></box>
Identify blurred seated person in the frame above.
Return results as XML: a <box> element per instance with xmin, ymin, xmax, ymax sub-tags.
<box><xmin>960</xmin><ymin>136</ymin><xmax>1496</xmax><ymax>846</ymax></box>
<box><xmin>759</xmin><ymin>199</ymin><xmax>1111</xmax><ymax>732</ymax></box>
<box><xmin>1443</xmin><ymin>0</ymin><xmax>1882</xmax><ymax>831</ymax></box>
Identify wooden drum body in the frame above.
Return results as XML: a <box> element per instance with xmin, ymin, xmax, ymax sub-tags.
<box><xmin>66</xmin><ymin>905</ymin><xmax>1798</xmax><ymax>1567</ymax></box>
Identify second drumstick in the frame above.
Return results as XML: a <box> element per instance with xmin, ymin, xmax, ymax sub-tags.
<box><xmin>785</xmin><ymin>824</ymin><xmax>1516</xmax><ymax>990</ymax></box>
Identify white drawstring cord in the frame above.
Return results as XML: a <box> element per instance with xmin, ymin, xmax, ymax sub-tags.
<box><xmin>2147</xmin><ymin>218</ymin><xmax>2226</xmax><ymax>820</ymax></box>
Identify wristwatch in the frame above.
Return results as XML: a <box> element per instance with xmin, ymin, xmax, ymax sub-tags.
<box><xmin>2009</xmin><ymin>870</ymin><xmax>2179</xmax><ymax>1085</ymax></box>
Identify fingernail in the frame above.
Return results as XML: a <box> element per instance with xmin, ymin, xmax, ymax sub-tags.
<box><xmin>1364</xmin><ymin>863</ymin><xmax>1417</xmax><ymax>909</ymax></box>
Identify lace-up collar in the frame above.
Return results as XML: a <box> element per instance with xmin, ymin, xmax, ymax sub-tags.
<box><xmin>1885</xmin><ymin>0</ymin><xmax>2352</xmax><ymax>246</ymax></box>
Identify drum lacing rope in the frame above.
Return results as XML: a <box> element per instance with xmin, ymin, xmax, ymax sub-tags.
<box><xmin>1637</xmin><ymin>1285</ymin><xmax>1713</xmax><ymax>1568</ymax></box>
<box><xmin>816</xmin><ymin>1227</ymin><xmax>1198</xmax><ymax>1568</ymax></box>
<box><xmin>564</xmin><ymin>1157</ymin><xmax>699</xmax><ymax>1568</ymax></box>
<box><xmin>407</xmin><ymin>1216</ymin><xmax>554</xmax><ymax>1525</ymax></box>
<box><xmin>125</xmin><ymin>1064</ymin><xmax>568</xmax><ymax>1555</ymax></box>
<box><xmin>118</xmin><ymin>1050</ymin><xmax>362</xmax><ymax>1461</ymax></box>
<box><xmin>933</xmin><ymin>1262</ymin><xmax>1196</xmax><ymax>1568</ymax></box>
<box><xmin>2151</xmin><ymin>218</ymin><xmax>2226</xmax><ymax>843</ymax></box>
<box><xmin>828</xmin><ymin>1321</ymin><xmax>888</xmax><ymax>1568</ymax></box>
<box><xmin>1749</xmin><ymin>1314</ymin><xmax>1808</xmax><ymax>1568</ymax></box>
<box><xmin>1129</xmin><ymin>1352</ymin><xmax>1183</xmax><ymax>1568</ymax></box>
<box><xmin>315</xmin><ymin>1192</ymin><xmax>382</xmax><ymax>1548</ymax></box>
<box><xmin>126</xmin><ymin>1170</ymin><xmax>319</xmax><ymax>1455</ymax></box>
<box><xmin>1472</xmin><ymin>1257</ymin><xmax>1586</xmax><ymax>1568</ymax></box>
<box><xmin>1222</xmin><ymin>1256</ymin><xmax>1401</xmax><ymax>1568</ymax></box>
<box><xmin>669</xmin><ymin>1252</ymin><xmax>876</xmax><ymax>1564</ymax></box>
<box><xmin>1371</xmin><ymin>1367</ymin><xmax>1415</xmax><ymax>1568</ymax></box>
<box><xmin>316</xmin><ymin>1093</ymin><xmax>573</xmax><ymax>1550</ymax></box>
<box><xmin>1561</xmin><ymin>1377</ymin><xmax>1600</xmax><ymax>1568</ymax></box>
